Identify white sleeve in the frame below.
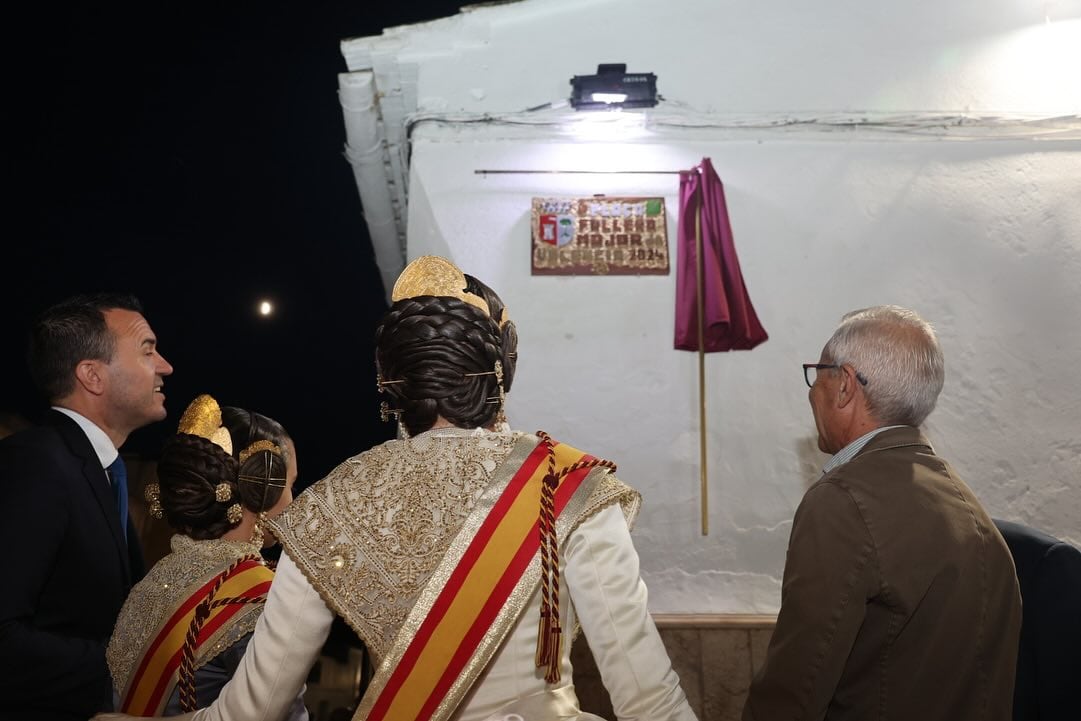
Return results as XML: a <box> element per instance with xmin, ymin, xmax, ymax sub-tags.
<box><xmin>564</xmin><ymin>504</ymin><xmax>698</xmax><ymax>721</ymax></box>
<box><xmin>191</xmin><ymin>552</ymin><xmax>335</xmax><ymax>721</ymax></box>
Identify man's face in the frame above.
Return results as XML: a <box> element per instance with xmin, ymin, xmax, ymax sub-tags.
<box><xmin>102</xmin><ymin>308</ymin><xmax>174</xmax><ymax>434</ymax></box>
<box><xmin>808</xmin><ymin>349</ymin><xmax>840</xmax><ymax>454</ymax></box>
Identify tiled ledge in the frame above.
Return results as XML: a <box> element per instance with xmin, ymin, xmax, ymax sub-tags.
<box><xmin>573</xmin><ymin>614</ymin><xmax>777</xmax><ymax>721</ymax></box>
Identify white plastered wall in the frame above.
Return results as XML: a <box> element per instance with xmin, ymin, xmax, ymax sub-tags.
<box><xmin>344</xmin><ymin>0</ymin><xmax>1081</xmax><ymax>613</ymax></box>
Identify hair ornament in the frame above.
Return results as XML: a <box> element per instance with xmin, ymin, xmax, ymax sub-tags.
<box><xmin>392</xmin><ymin>255</ymin><xmax>508</xmax><ymax>327</ymax></box>
<box><xmin>484</xmin><ymin>360</ymin><xmax>506</xmax><ymax>405</ymax></box>
<box><xmin>214</xmin><ymin>482</ymin><xmax>233</xmax><ymax>503</ymax></box>
<box><xmin>177</xmin><ymin>394</ymin><xmax>233</xmax><ymax>456</ymax></box>
<box><xmin>237</xmin><ymin>445</ymin><xmax>288</xmax><ymax>490</ymax></box>
<box><xmin>145</xmin><ymin>483</ymin><xmax>164</xmax><ymax>519</ymax></box>
<box><xmin>483</xmin><ymin>360</ymin><xmax>507</xmax><ymax>425</ymax></box>
<box><xmin>238</xmin><ymin>439</ymin><xmax>281</xmax><ymax>464</ymax></box>
<box><xmin>238</xmin><ymin>474</ymin><xmax>287</xmax><ymax>488</ymax></box>
<box><xmin>379</xmin><ymin>401</ymin><xmax>403</xmax><ymax>423</ymax></box>
<box><xmin>250</xmin><ymin>513</ymin><xmax>265</xmax><ymax>547</ymax></box>
<box><xmin>226</xmin><ymin>503</ymin><xmax>244</xmax><ymax>525</ymax></box>
<box><xmin>376</xmin><ymin>375</ymin><xmax>405</xmax><ymax>392</ymax></box>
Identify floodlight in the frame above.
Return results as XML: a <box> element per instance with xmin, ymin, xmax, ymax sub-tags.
<box><xmin>569</xmin><ymin>64</ymin><xmax>658</xmax><ymax>110</ymax></box>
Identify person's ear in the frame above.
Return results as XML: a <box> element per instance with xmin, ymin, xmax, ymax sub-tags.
<box><xmin>74</xmin><ymin>360</ymin><xmax>106</xmax><ymax>396</ymax></box>
<box><xmin>836</xmin><ymin>364</ymin><xmax>861</xmax><ymax>409</ymax></box>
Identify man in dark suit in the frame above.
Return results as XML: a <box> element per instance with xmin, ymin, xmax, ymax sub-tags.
<box><xmin>0</xmin><ymin>293</ymin><xmax>174</xmax><ymax>720</ymax></box>
<box><xmin>994</xmin><ymin>519</ymin><xmax>1081</xmax><ymax>721</ymax></box>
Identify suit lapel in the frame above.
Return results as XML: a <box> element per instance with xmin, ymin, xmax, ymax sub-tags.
<box><xmin>46</xmin><ymin>410</ymin><xmax>132</xmax><ymax>585</ymax></box>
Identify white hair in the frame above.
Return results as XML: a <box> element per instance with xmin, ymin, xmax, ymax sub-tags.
<box><xmin>823</xmin><ymin>305</ymin><xmax>945</xmax><ymax>426</ymax></box>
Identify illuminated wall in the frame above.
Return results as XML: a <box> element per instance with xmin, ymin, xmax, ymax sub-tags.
<box><xmin>344</xmin><ymin>0</ymin><xmax>1081</xmax><ymax>613</ymax></box>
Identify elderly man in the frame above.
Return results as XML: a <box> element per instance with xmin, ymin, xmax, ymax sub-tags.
<box><xmin>743</xmin><ymin>305</ymin><xmax>1021</xmax><ymax>721</ymax></box>
<box><xmin>0</xmin><ymin>293</ymin><xmax>173</xmax><ymax>720</ymax></box>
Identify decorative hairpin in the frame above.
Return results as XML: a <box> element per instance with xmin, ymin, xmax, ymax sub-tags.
<box><xmin>237</xmin><ymin>441</ymin><xmax>287</xmax><ymax>488</ymax></box>
<box><xmin>461</xmin><ymin>360</ymin><xmax>507</xmax><ymax>411</ymax></box>
<box><xmin>376</xmin><ymin>375</ymin><xmax>405</xmax><ymax>393</ymax></box>
<box><xmin>238</xmin><ymin>474</ymin><xmax>287</xmax><ymax>488</ymax></box>
<box><xmin>237</xmin><ymin>440</ymin><xmax>287</xmax><ymax>517</ymax></box>
<box><xmin>471</xmin><ymin>360</ymin><xmax>507</xmax><ymax>425</ymax></box>
<box><xmin>488</xmin><ymin>360</ymin><xmax>506</xmax><ymax>406</ymax></box>
<box><xmin>226</xmin><ymin>503</ymin><xmax>244</xmax><ymax>525</ymax></box>
<box><xmin>379</xmin><ymin>401</ymin><xmax>403</xmax><ymax>423</ymax></box>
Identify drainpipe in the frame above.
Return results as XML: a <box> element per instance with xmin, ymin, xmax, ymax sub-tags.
<box><xmin>339</xmin><ymin>70</ymin><xmax>403</xmax><ymax>302</ymax></box>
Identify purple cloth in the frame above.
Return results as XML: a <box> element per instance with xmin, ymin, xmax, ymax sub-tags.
<box><xmin>674</xmin><ymin>158</ymin><xmax>768</xmax><ymax>352</ymax></box>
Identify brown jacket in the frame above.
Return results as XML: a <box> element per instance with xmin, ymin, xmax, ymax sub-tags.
<box><xmin>744</xmin><ymin>426</ymin><xmax>1021</xmax><ymax>721</ymax></box>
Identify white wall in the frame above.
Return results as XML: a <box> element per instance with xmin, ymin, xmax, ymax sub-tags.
<box><xmin>354</xmin><ymin>0</ymin><xmax>1081</xmax><ymax>613</ymax></box>
<box><xmin>350</xmin><ymin>0</ymin><xmax>1081</xmax><ymax>115</ymax></box>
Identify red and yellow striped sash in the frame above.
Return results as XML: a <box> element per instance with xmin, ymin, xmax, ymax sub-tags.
<box><xmin>120</xmin><ymin>557</ymin><xmax>274</xmax><ymax>715</ymax></box>
<box><xmin>364</xmin><ymin>438</ymin><xmax>600</xmax><ymax>721</ymax></box>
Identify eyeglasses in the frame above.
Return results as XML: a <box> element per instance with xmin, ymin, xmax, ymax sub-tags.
<box><xmin>803</xmin><ymin>363</ymin><xmax>868</xmax><ymax>388</ymax></box>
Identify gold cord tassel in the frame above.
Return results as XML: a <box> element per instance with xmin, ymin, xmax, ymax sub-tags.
<box><xmin>533</xmin><ymin>431</ymin><xmax>617</xmax><ymax>684</ymax></box>
<box><xmin>534</xmin><ymin>434</ymin><xmax>560</xmax><ymax>679</ymax></box>
<box><xmin>177</xmin><ymin>555</ymin><xmax>266</xmax><ymax>711</ymax></box>
<box><xmin>541</xmin><ymin>606</ymin><xmax>563</xmax><ymax>683</ymax></box>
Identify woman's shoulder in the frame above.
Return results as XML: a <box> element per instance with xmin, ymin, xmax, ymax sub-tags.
<box><xmin>302</xmin><ymin>429</ymin><xmax>524</xmax><ymax>493</ymax></box>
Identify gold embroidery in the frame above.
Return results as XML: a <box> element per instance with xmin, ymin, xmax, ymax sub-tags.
<box><xmin>106</xmin><ymin>535</ymin><xmax>266</xmax><ymax>695</ymax></box>
<box><xmin>269</xmin><ymin>428</ymin><xmax>518</xmax><ymax>665</ymax></box>
<box><xmin>269</xmin><ymin>427</ymin><xmax>641</xmax><ymax>681</ymax></box>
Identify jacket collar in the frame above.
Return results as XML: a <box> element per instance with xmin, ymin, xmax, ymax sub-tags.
<box><xmin>853</xmin><ymin>425</ymin><xmax>933</xmax><ymax>459</ymax></box>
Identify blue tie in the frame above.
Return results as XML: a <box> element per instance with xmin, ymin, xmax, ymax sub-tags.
<box><xmin>107</xmin><ymin>457</ymin><xmax>129</xmax><ymax>542</ymax></box>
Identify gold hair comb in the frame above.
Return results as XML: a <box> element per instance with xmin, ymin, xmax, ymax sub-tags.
<box><xmin>177</xmin><ymin>394</ymin><xmax>233</xmax><ymax>456</ymax></box>
<box><xmin>392</xmin><ymin>255</ymin><xmax>508</xmax><ymax>326</ymax></box>
<box><xmin>238</xmin><ymin>439</ymin><xmax>281</xmax><ymax>464</ymax></box>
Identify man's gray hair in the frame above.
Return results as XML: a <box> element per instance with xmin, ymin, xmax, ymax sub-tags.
<box><xmin>824</xmin><ymin>305</ymin><xmax>945</xmax><ymax>426</ymax></box>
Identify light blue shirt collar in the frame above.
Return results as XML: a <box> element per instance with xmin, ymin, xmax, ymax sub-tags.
<box><xmin>52</xmin><ymin>406</ymin><xmax>118</xmax><ymax>468</ymax></box>
<box><xmin>822</xmin><ymin>425</ymin><xmax>908</xmax><ymax>475</ymax></box>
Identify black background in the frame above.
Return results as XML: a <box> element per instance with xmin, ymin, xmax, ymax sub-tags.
<box><xmin>3</xmin><ymin>1</ymin><xmax>467</xmax><ymax>485</ymax></box>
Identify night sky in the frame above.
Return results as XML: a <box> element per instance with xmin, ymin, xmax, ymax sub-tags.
<box><xmin>3</xmin><ymin>1</ymin><xmax>466</xmax><ymax>484</ymax></box>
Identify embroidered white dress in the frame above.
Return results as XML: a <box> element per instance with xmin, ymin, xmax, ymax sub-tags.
<box><xmin>101</xmin><ymin>428</ymin><xmax>696</xmax><ymax>721</ymax></box>
<box><xmin>106</xmin><ymin>535</ymin><xmax>307</xmax><ymax>719</ymax></box>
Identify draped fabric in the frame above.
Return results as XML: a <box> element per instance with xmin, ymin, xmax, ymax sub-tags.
<box><xmin>674</xmin><ymin>157</ymin><xmax>768</xmax><ymax>352</ymax></box>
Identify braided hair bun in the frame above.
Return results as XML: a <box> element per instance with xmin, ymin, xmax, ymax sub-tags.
<box><xmin>157</xmin><ymin>433</ymin><xmax>241</xmax><ymax>540</ymax></box>
<box><xmin>376</xmin><ymin>274</ymin><xmax>518</xmax><ymax>436</ymax></box>
<box><xmin>222</xmin><ymin>406</ymin><xmax>291</xmax><ymax>513</ymax></box>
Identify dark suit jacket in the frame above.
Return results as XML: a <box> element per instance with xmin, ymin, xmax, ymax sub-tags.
<box><xmin>745</xmin><ymin>426</ymin><xmax>1022</xmax><ymax>721</ymax></box>
<box><xmin>0</xmin><ymin>410</ymin><xmax>141</xmax><ymax>720</ymax></box>
<box><xmin>994</xmin><ymin>519</ymin><xmax>1081</xmax><ymax>721</ymax></box>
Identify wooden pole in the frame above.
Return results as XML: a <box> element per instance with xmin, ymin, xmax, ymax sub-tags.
<box><xmin>695</xmin><ymin>194</ymin><xmax>708</xmax><ymax>536</ymax></box>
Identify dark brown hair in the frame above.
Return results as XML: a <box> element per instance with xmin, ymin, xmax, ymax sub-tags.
<box><xmin>27</xmin><ymin>293</ymin><xmax>144</xmax><ymax>402</ymax></box>
<box><xmin>375</xmin><ymin>274</ymin><xmax>518</xmax><ymax>437</ymax></box>
<box><xmin>156</xmin><ymin>407</ymin><xmax>291</xmax><ymax>539</ymax></box>
<box><xmin>222</xmin><ymin>406</ymin><xmax>291</xmax><ymax>513</ymax></box>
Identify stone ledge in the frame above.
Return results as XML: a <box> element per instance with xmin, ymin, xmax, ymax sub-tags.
<box><xmin>653</xmin><ymin>613</ymin><xmax>777</xmax><ymax>629</ymax></box>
